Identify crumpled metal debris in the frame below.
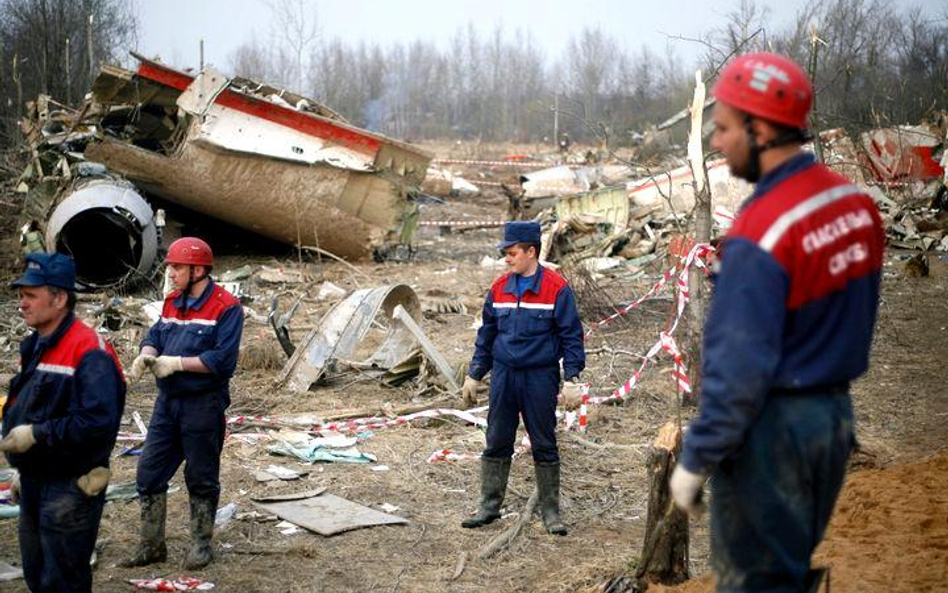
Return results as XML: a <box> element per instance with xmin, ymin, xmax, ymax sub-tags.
<box><xmin>278</xmin><ymin>284</ymin><xmax>422</xmax><ymax>392</ymax></box>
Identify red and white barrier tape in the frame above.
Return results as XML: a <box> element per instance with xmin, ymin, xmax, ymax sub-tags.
<box><xmin>591</xmin><ymin>243</ymin><xmax>714</xmax><ymax>403</ymax></box>
<box><xmin>418</xmin><ymin>219</ymin><xmax>506</xmax><ymax>227</ymax></box>
<box><xmin>228</xmin><ymin>407</ymin><xmax>490</xmax><ymax>437</ymax></box>
<box><xmin>431</xmin><ymin>158</ymin><xmax>554</xmax><ymax>168</ymax></box>
<box><xmin>128</xmin><ymin>577</ymin><xmax>214</xmax><ymax>591</ymax></box>
<box><xmin>426</xmin><ymin>449</ymin><xmax>480</xmax><ymax>463</ymax></box>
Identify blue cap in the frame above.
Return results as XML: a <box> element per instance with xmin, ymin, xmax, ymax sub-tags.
<box><xmin>11</xmin><ymin>253</ymin><xmax>77</xmax><ymax>290</ymax></box>
<box><xmin>497</xmin><ymin>221</ymin><xmax>542</xmax><ymax>251</ymax></box>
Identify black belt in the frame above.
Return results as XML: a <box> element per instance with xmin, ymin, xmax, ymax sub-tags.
<box><xmin>771</xmin><ymin>382</ymin><xmax>849</xmax><ymax>397</ymax></box>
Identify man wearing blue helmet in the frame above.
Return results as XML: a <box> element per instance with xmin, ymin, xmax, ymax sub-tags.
<box><xmin>461</xmin><ymin>221</ymin><xmax>585</xmax><ymax>536</ymax></box>
<box><xmin>2</xmin><ymin>253</ymin><xmax>126</xmax><ymax>593</ymax></box>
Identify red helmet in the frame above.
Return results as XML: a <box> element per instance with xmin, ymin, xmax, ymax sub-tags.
<box><xmin>713</xmin><ymin>52</ymin><xmax>813</xmax><ymax>129</ymax></box>
<box><xmin>165</xmin><ymin>237</ymin><xmax>213</xmax><ymax>266</ymax></box>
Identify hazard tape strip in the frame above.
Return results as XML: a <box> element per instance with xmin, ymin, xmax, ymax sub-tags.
<box><xmin>590</xmin><ymin>243</ymin><xmax>714</xmax><ymax>403</ymax></box>
<box><xmin>431</xmin><ymin>158</ymin><xmax>555</xmax><ymax>168</ymax></box>
<box><xmin>418</xmin><ymin>220</ymin><xmax>506</xmax><ymax>227</ymax></box>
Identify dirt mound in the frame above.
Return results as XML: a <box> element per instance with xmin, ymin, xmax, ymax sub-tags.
<box><xmin>651</xmin><ymin>452</ymin><xmax>948</xmax><ymax>593</ymax></box>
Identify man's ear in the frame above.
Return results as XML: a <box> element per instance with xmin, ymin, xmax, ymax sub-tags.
<box><xmin>751</xmin><ymin>118</ymin><xmax>778</xmax><ymax>146</ymax></box>
<box><xmin>49</xmin><ymin>288</ymin><xmax>68</xmax><ymax>311</ymax></box>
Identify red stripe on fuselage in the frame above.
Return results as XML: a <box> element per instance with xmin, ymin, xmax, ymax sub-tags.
<box><xmin>136</xmin><ymin>61</ymin><xmax>381</xmax><ymax>156</ymax></box>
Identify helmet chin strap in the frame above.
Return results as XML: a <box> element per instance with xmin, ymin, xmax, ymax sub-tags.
<box><xmin>743</xmin><ymin>115</ymin><xmax>813</xmax><ymax>183</ymax></box>
<box><xmin>179</xmin><ymin>265</ymin><xmax>209</xmax><ymax>314</ymax></box>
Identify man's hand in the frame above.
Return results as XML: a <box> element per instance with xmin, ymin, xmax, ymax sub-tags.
<box><xmin>670</xmin><ymin>464</ymin><xmax>707</xmax><ymax>516</ymax></box>
<box><xmin>127</xmin><ymin>353</ymin><xmax>156</xmax><ymax>383</ymax></box>
<box><xmin>0</xmin><ymin>425</ymin><xmax>36</xmax><ymax>454</ymax></box>
<box><xmin>77</xmin><ymin>467</ymin><xmax>111</xmax><ymax>497</ymax></box>
<box><xmin>461</xmin><ymin>376</ymin><xmax>481</xmax><ymax>407</ymax></box>
<box><xmin>560</xmin><ymin>378</ymin><xmax>585</xmax><ymax>411</ymax></box>
<box><xmin>147</xmin><ymin>356</ymin><xmax>184</xmax><ymax>379</ymax></box>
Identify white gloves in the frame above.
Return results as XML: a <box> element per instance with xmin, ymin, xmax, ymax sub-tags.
<box><xmin>560</xmin><ymin>379</ymin><xmax>585</xmax><ymax>411</ymax></box>
<box><xmin>0</xmin><ymin>425</ymin><xmax>36</xmax><ymax>454</ymax></box>
<box><xmin>127</xmin><ymin>353</ymin><xmax>156</xmax><ymax>383</ymax></box>
<box><xmin>9</xmin><ymin>473</ymin><xmax>19</xmax><ymax>505</ymax></box>
<box><xmin>461</xmin><ymin>376</ymin><xmax>481</xmax><ymax>407</ymax></box>
<box><xmin>670</xmin><ymin>464</ymin><xmax>707</xmax><ymax>515</ymax></box>
<box><xmin>77</xmin><ymin>467</ymin><xmax>111</xmax><ymax>497</ymax></box>
<box><xmin>148</xmin><ymin>356</ymin><xmax>184</xmax><ymax>379</ymax></box>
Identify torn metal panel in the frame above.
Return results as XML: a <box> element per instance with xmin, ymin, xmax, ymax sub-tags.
<box><xmin>627</xmin><ymin>159</ymin><xmax>753</xmax><ymax>215</ymax></box>
<box><xmin>520</xmin><ymin>164</ymin><xmax>633</xmax><ymax>199</ymax></box>
<box><xmin>859</xmin><ymin>125</ymin><xmax>945</xmax><ymax>183</ymax></box>
<box><xmin>391</xmin><ymin>304</ymin><xmax>460</xmax><ymax>391</ymax></box>
<box><xmin>279</xmin><ymin>284</ymin><xmax>422</xmax><ymax>393</ymax></box>
<box><xmin>554</xmin><ymin>185</ymin><xmax>629</xmax><ymax>232</ymax></box>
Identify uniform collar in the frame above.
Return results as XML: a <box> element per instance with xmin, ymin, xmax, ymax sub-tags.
<box><xmin>503</xmin><ymin>265</ymin><xmax>544</xmax><ymax>295</ymax></box>
<box><xmin>173</xmin><ymin>279</ymin><xmax>215</xmax><ymax>311</ymax></box>
<box><xmin>742</xmin><ymin>152</ymin><xmax>816</xmax><ymax>210</ymax></box>
<box><xmin>32</xmin><ymin>312</ymin><xmax>75</xmax><ymax>353</ymax></box>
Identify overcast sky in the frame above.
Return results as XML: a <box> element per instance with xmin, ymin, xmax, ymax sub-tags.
<box><xmin>132</xmin><ymin>0</ymin><xmax>946</xmax><ymax>74</ymax></box>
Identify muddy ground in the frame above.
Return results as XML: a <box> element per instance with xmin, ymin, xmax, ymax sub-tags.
<box><xmin>0</xmin><ymin>143</ymin><xmax>946</xmax><ymax>593</ymax></box>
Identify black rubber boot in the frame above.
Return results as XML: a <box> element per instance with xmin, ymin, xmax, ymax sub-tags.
<box><xmin>461</xmin><ymin>457</ymin><xmax>511</xmax><ymax>528</ymax></box>
<box><xmin>121</xmin><ymin>494</ymin><xmax>168</xmax><ymax>567</ymax></box>
<box><xmin>184</xmin><ymin>495</ymin><xmax>217</xmax><ymax>570</ymax></box>
<box><xmin>535</xmin><ymin>461</ymin><xmax>568</xmax><ymax>535</ymax></box>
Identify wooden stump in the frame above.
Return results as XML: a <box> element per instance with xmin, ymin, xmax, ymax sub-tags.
<box><xmin>634</xmin><ymin>421</ymin><xmax>689</xmax><ymax>590</ymax></box>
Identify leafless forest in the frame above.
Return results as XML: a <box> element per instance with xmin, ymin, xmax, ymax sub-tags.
<box><xmin>1</xmin><ymin>0</ymin><xmax>945</xmax><ymax>147</ymax></box>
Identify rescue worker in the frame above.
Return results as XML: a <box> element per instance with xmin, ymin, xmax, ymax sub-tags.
<box><xmin>461</xmin><ymin>221</ymin><xmax>585</xmax><ymax>536</ymax></box>
<box><xmin>2</xmin><ymin>253</ymin><xmax>126</xmax><ymax>593</ymax></box>
<box><xmin>669</xmin><ymin>53</ymin><xmax>885</xmax><ymax>592</ymax></box>
<box><xmin>123</xmin><ymin>237</ymin><xmax>243</xmax><ymax>570</ymax></box>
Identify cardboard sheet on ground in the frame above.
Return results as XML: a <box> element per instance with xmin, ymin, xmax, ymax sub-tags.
<box><xmin>251</xmin><ymin>490</ymin><xmax>407</xmax><ymax>536</ymax></box>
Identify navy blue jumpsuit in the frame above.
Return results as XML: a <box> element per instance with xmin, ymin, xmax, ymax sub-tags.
<box><xmin>3</xmin><ymin>314</ymin><xmax>126</xmax><ymax>593</ymax></box>
<box><xmin>468</xmin><ymin>266</ymin><xmax>585</xmax><ymax>462</ymax></box>
<box><xmin>136</xmin><ymin>280</ymin><xmax>243</xmax><ymax>500</ymax></box>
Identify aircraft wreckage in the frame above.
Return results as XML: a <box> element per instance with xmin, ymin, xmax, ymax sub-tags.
<box><xmin>17</xmin><ymin>52</ymin><xmax>432</xmax><ymax>289</ymax></box>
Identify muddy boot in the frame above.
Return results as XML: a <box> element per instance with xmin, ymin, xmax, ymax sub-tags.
<box><xmin>184</xmin><ymin>495</ymin><xmax>217</xmax><ymax>570</ymax></box>
<box><xmin>121</xmin><ymin>494</ymin><xmax>167</xmax><ymax>567</ymax></box>
<box><xmin>461</xmin><ymin>457</ymin><xmax>511</xmax><ymax>528</ymax></box>
<box><xmin>535</xmin><ymin>461</ymin><xmax>567</xmax><ymax>536</ymax></box>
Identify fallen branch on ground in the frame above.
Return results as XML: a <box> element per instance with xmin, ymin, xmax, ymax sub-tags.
<box><xmin>477</xmin><ymin>488</ymin><xmax>539</xmax><ymax>560</ymax></box>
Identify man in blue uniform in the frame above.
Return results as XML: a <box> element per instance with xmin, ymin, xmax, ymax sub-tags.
<box><xmin>670</xmin><ymin>53</ymin><xmax>885</xmax><ymax>592</ymax></box>
<box><xmin>123</xmin><ymin>237</ymin><xmax>243</xmax><ymax>570</ymax></box>
<box><xmin>2</xmin><ymin>253</ymin><xmax>126</xmax><ymax>593</ymax></box>
<box><xmin>461</xmin><ymin>221</ymin><xmax>585</xmax><ymax>535</ymax></box>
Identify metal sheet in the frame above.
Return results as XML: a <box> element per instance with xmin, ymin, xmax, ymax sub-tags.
<box><xmin>252</xmin><ymin>493</ymin><xmax>407</xmax><ymax>536</ymax></box>
<box><xmin>278</xmin><ymin>284</ymin><xmax>422</xmax><ymax>392</ymax></box>
<box><xmin>554</xmin><ymin>185</ymin><xmax>629</xmax><ymax>231</ymax></box>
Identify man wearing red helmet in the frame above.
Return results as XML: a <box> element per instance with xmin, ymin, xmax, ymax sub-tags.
<box><xmin>123</xmin><ymin>237</ymin><xmax>243</xmax><ymax>570</ymax></box>
<box><xmin>670</xmin><ymin>53</ymin><xmax>885</xmax><ymax>592</ymax></box>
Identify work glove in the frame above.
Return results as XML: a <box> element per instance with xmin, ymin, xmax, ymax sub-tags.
<box><xmin>0</xmin><ymin>425</ymin><xmax>36</xmax><ymax>454</ymax></box>
<box><xmin>669</xmin><ymin>463</ymin><xmax>707</xmax><ymax>516</ymax></box>
<box><xmin>461</xmin><ymin>376</ymin><xmax>481</xmax><ymax>408</ymax></box>
<box><xmin>127</xmin><ymin>353</ymin><xmax>156</xmax><ymax>383</ymax></box>
<box><xmin>77</xmin><ymin>467</ymin><xmax>111</xmax><ymax>497</ymax></box>
<box><xmin>9</xmin><ymin>473</ymin><xmax>19</xmax><ymax>505</ymax></box>
<box><xmin>560</xmin><ymin>378</ymin><xmax>585</xmax><ymax>411</ymax></box>
<box><xmin>147</xmin><ymin>355</ymin><xmax>184</xmax><ymax>379</ymax></box>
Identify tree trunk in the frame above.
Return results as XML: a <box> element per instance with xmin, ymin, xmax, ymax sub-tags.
<box><xmin>633</xmin><ymin>421</ymin><xmax>689</xmax><ymax>589</ymax></box>
<box><xmin>686</xmin><ymin>70</ymin><xmax>711</xmax><ymax>406</ymax></box>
